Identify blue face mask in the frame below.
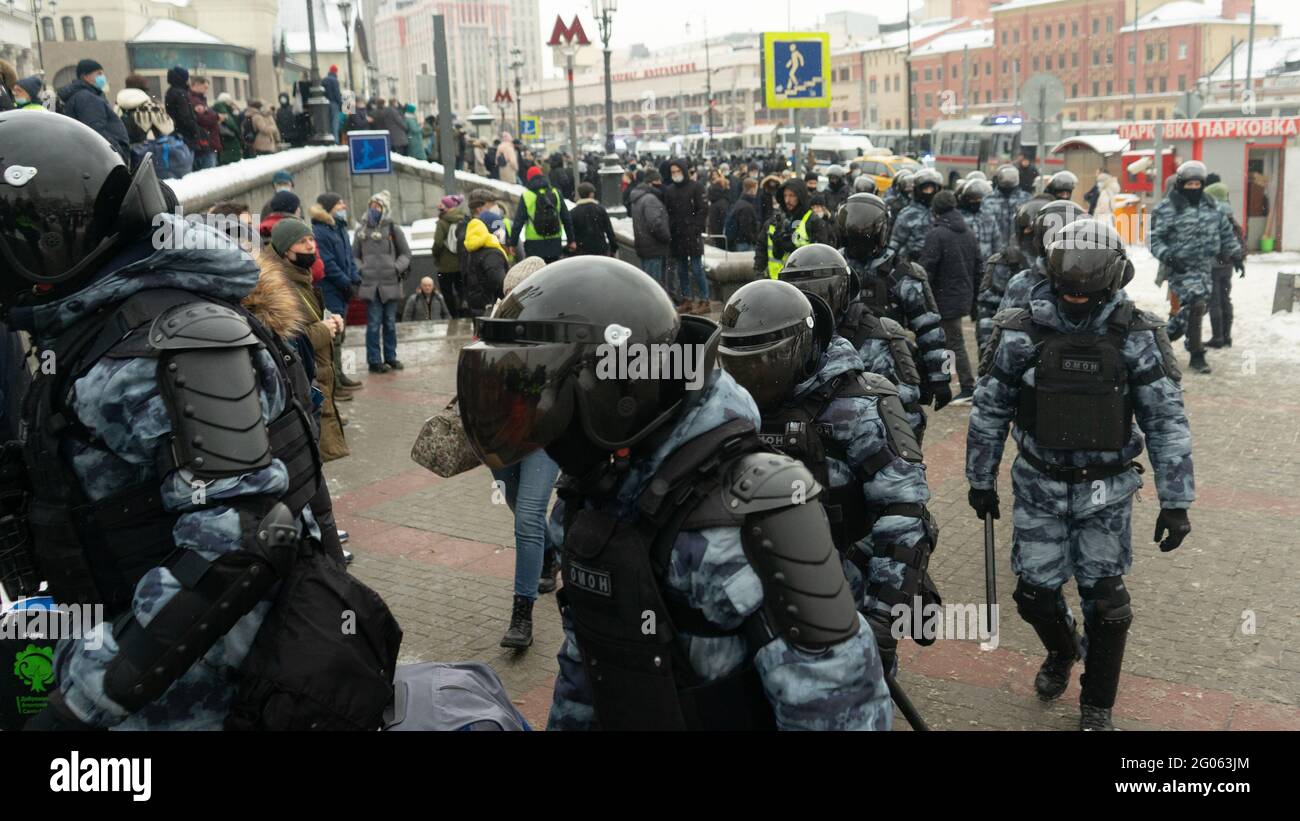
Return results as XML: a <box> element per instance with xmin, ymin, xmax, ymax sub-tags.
<box><xmin>368</xmin><ymin>207</ymin><xmax>382</xmax><ymax>223</ymax></box>
<box><xmin>94</xmin><ymin>75</ymin><xmax>108</xmax><ymax>90</ymax></box>
<box><xmin>335</xmin><ymin>209</ymin><xmax>348</xmax><ymax>223</ymax></box>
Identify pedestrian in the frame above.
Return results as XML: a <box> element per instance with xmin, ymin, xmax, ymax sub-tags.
<box><xmin>756</xmin><ymin>178</ymin><xmax>824</xmax><ymax>281</ymax></box>
<box><xmin>460</xmin><ymin>205</ymin><xmax>510</xmax><ymax>317</ymax></box>
<box><xmin>353</xmin><ymin>190</ymin><xmax>411</xmax><ymax>373</ymax></box>
<box><xmin>919</xmin><ymin>190</ymin><xmax>980</xmax><ymax>404</ymax></box>
<box><xmin>759</xmin><ymin>174</ymin><xmax>783</xmax><ymax>224</ymax></box>
<box><xmin>164</xmin><ymin>65</ymin><xmax>198</xmax><ymax>157</ymax></box>
<box><xmin>275</xmin><ymin>92</ymin><xmax>302</xmax><ymax>146</ymax></box>
<box><xmin>370</xmin><ymin>98</ymin><xmax>408</xmax><ymax>154</ymax></box>
<box><xmin>311</xmin><ymin>192</ymin><xmax>365</xmax><ymax>398</ymax></box>
<box><xmin>56</xmin><ymin>59</ymin><xmax>130</xmax><ymax>161</ymax></box>
<box><xmin>496</xmin><ymin>132</ymin><xmax>520</xmax><ymax>184</ymax></box>
<box><xmin>570</xmin><ymin>182</ymin><xmax>618</xmax><ymax>256</ymax></box>
<box><xmin>1204</xmin><ymin>181</ymin><xmax>1246</xmax><ymax>349</ymax></box>
<box><xmin>116</xmin><ymin>75</ymin><xmax>188</xmax><ymax>177</ymax></box>
<box><xmin>266</xmin><ymin>217</ymin><xmax>350</xmax><ymax>460</ymax></box>
<box><xmin>258</xmin><ymin>190</ymin><xmax>302</xmax><ymax>247</ymax></box>
<box><xmin>213</xmin><ymin>92</ymin><xmax>245</xmax><ymax>165</ymax></box>
<box><xmin>969</xmin><ymin>218</ymin><xmax>1195</xmax><ymax>731</ymax></box>
<box><xmin>628</xmin><ymin>168</ymin><xmax>673</xmax><ymax>293</ymax></box>
<box><xmin>457</xmin><ymin>256</ymin><xmax>891</xmax><ymax>729</ymax></box>
<box><xmin>402</xmin><ymin>276</ymin><xmax>452</xmax><ymax>321</ymax></box>
<box><xmin>187</xmin><ymin>75</ymin><xmax>222</xmax><ymax>170</ymax></box>
<box><xmin>724</xmin><ymin>177</ymin><xmax>762</xmax><ymax>252</ymax></box>
<box><xmin>1148</xmin><ymin>161</ymin><xmax>1242</xmax><ymax>374</ymax></box>
<box><xmin>322</xmin><ymin>65</ymin><xmax>343</xmax><ymax>141</ymax></box>
<box><xmin>998</xmin><ymin>200</ymin><xmax>1086</xmax><ymax>318</ymax></box>
<box><xmin>706</xmin><ymin>176</ymin><xmax>731</xmax><ymax>249</ymax></box>
<box><xmin>1093</xmin><ymin>171</ymin><xmax>1120</xmax><ymax>221</ymax></box>
<box><xmin>1016</xmin><ymin>151</ymin><xmax>1039</xmax><ymax>193</ymax></box>
<box><xmin>663</xmin><ymin>158</ymin><xmax>710</xmax><ymax>313</ymax></box>
<box><xmin>509</xmin><ymin>165</ymin><xmax>575</xmax><ymax>263</ymax></box>
<box><xmin>433</xmin><ymin>193</ymin><xmax>469</xmax><ymax>316</ymax></box>
<box><xmin>402</xmin><ymin>104</ymin><xmax>426</xmax><ymax>160</ymax></box>
<box><xmin>10</xmin><ymin>74</ymin><xmax>43</xmax><ymax>110</ymax></box>
<box><xmin>245</xmin><ymin>99</ymin><xmax>280</xmax><ymax>156</ymax></box>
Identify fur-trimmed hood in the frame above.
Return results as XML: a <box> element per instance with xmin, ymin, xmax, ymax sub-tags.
<box><xmin>0</xmin><ymin>59</ymin><xmax>16</xmax><ymax>91</ymax></box>
<box><xmin>245</xmin><ymin>253</ymin><xmax>310</xmax><ymax>338</ymax></box>
<box><xmin>308</xmin><ymin>203</ymin><xmax>335</xmax><ymax>225</ymax></box>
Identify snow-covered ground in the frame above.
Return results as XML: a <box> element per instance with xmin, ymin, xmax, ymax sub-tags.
<box><xmin>1124</xmin><ymin>245</ymin><xmax>1300</xmax><ymax>364</ymax></box>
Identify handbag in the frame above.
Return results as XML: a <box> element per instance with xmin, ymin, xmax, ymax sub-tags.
<box><xmin>410</xmin><ymin>397</ymin><xmax>482</xmax><ymax>478</ymax></box>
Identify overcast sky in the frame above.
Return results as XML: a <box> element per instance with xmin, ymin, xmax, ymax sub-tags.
<box><xmin>535</xmin><ymin>0</ymin><xmax>1296</xmax><ymax>53</ymax></box>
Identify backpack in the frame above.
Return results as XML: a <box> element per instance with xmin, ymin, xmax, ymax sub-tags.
<box><xmin>531</xmin><ymin>187</ymin><xmax>562</xmax><ymax>236</ymax></box>
<box><xmin>131</xmin><ymin>134</ymin><xmax>193</xmax><ymax>179</ymax></box>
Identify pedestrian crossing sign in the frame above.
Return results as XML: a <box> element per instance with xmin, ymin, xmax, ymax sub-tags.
<box><xmin>519</xmin><ymin>116</ymin><xmax>540</xmax><ymax>140</ymax></box>
<box><xmin>762</xmin><ymin>32</ymin><xmax>831</xmax><ymax>110</ymax></box>
<box><xmin>348</xmin><ymin>130</ymin><xmax>392</xmax><ymax>175</ymax></box>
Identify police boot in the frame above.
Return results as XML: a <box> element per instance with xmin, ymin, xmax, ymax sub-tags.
<box><xmin>1079</xmin><ymin>577</ymin><xmax>1133</xmax><ymax>731</ymax></box>
<box><xmin>1188</xmin><ymin>351</ymin><xmax>1212</xmax><ymax>374</ymax></box>
<box><xmin>500</xmin><ymin>594</ymin><xmax>534</xmax><ymax>649</ymax></box>
<box><xmin>1013</xmin><ymin>580</ymin><xmax>1081</xmax><ymax>701</ymax></box>
<box><xmin>537</xmin><ymin>549</ymin><xmax>559</xmax><ymax>595</ymax></box>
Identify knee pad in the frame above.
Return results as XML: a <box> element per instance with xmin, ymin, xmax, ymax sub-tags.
<box><xmin>1013</xmin><ymin>578</ymin><xmax>1066</xmax><ymax>625</ymax></box>
<box><xmin>1080</xmin><ymin>576</ymin><xmax>1133</xmax><ymax>634</ymax></box>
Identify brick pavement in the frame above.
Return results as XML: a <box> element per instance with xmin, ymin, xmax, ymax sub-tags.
<box><xmin>328</xmin><ymin>320</ymin><xmax>1300</xmax><ymax>731</ymax></box>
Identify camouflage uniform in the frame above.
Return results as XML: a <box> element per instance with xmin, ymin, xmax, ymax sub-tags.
<box><xmin>883</xmin><ymin>186</ymin><xmax>909</xmax><ymax>222</ymax></box>
<box><xmin>998</xmin><ymin>257</ymin><xmax>1047</xmax><ymax>315</ymax></box>
<box><xmin>7</xmin><ymin>216</ymin><xmax>322</xmax><ymax>729</ymax></box>
<box><xmin>963</xmin><ymin>206</ymin><xmax>1004</xmax><ymax>263</ymax></box>
<box><xmin>887</xmin><ymin>201</ymin><xmax>934</xmax><ymax>263</ymax></box>
<box><xmin>981</xmin><ymin>187</ymin><xmax>1030</xmax><ymax>245</ymax></box>
<box><xmin>967</xmin><ymin>283</ymin><xmax>1194</xmax><ymax>633</ymax></box>
<box><xmin>848</xmin><ymin>326</ymin><xmax>925</xmax><ymax>437</ymax></box>
<box><xmin>846</xmin><ymin>254</ymin><xmax>950</xmax><ymax>395</ymax></box>
<box><xmin>547</xmin><ymin>369</ymin><xmax>893</xmax><ymax>731</ymax></box>
<box><xmin>1149</xmin><ymin>191</ymin><xmax>1242</xmax><ymax>349</ymax></box>
<box><xmin>975</xmin><ymin>244</ymin><xmax>1028</xmax><ymax>356</ymax></box>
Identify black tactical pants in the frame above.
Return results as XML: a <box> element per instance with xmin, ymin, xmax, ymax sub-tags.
<box><xmin>1208</xmin><ymin>266</ymin><xmax>1234</xmax><ymax>344</ymax></box>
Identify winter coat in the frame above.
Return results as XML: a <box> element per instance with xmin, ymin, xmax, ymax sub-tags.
<box><xmin>354</xmin><ymin>213</ymin><xmax>412</xmax><ymax>303</ymax></box>
<box><xmin>404</xmin><ymin>114</ymin><xmax>426</xmax><ymax>160</ymax></box>
<box><xmin>706</xmin><ymin>183</ymin><xmax>730</xmax><ymax>248</ymax></box>
<box><xmin>117</xmin><ymin>88</ymin><xmax>173</xmax><ymax>145</ymax></box>
<box><xmin>887</xmin><ymin>200</ymin><xmax>935</xmax><ymax>263</ymax></box>
<box><xmin>57</xmin><ymin>79</ymin><xmax>130</xmax><ymax>161</ymax></box>
<box><xmin>629</xmin><ymin>183</ymin><xmax>672</xmax><ymax>259</ymax></box>
<box><xmin>433</xmin><ymin>203</ymin><xmax>470</xmax><ymax>274</ymax></box>
<box><xmin>247</xmin><ymin>106</ymin><xmax>280</xmax><ymax>153</ymax></box>
<box><xmin>213</xmin><ymin>101</ymin><xmax>244</xmax><ymax>164</ymax></box>
<box><xmin>570</xmin><ymin>199</ymin><xmax>618</xmax><ymax>256</ymax></box>
<box><xmin>322</xmin><ymin>73</ymin><xmax>343</xmax><ymax>108</ymax></box>
<box><xmin>1093</xmin><ymin>173</ymin><xmax>1120</xmax><ymax>218</ymax></box>
<box><xmin>164</xmin><ymin>67</ymin><xmax>198</xmax><ymax>147</ymax></box>
<box><xmin>402</xmin><ymin>290</ymin><xmax>451</xmax><ymax>321</ymax></box>
<box><xmin>1149</xmin><ymin>189</ymin><xmax>1243</xmax><ymax>278</ymax></box>
<box><xmin>311</xmin><ymin>204</ymin><xmax>361</xmax><ymax>315</ymax></box>
<box><xmin>461</xmin><ymin>218</ymin><xmax>510</xmax><ymax>312</ymax></box>
<box><xmin>663</xmin><ymin>165</ymin><xmax>708</xmax><ymax>258</ymax></box>
<box><xmin>917</xmin><ymin>207</ymin><xmax>981</xmax><ymax>319</ymax></box>
<box><xmin>508</xmin><ymin>173</ymin><xmax>576</xmax><ymax>261</ymax></box>
<box><xmin>496</xmin><ymin>139</ymin><xmax>519</xmax><ymax>184</ymax></box>
<box><xmin>550</xmin><ymin>164</ymin><xmax>576</xmax><ymax>201</ymax></box>
<box><xmin>372</xmin><ymin>105</ymin><xmax>408</xmax><ymax>150</ymax></box>
<box><xmin>187</xmin><ymin>89</ymin><xmax>221</xmax><ymax>155</ymax></box>
<box><xmin>726</xmin><ymin>194</ymin><xmax>761</xmax><ymax>248</ymax></box>
<box><xmin>982</xmin><ymin>187</ymin><xmax>1030</xmax><ymax>244</ymax></box>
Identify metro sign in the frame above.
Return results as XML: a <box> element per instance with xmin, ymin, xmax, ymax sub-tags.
<box><xmin>547</xmin><ymin>15</ymin><xmax>590</xmax><ymax>47</ymax></box>
<box><xmin>494</xmin><ymin>88</ymin><xmax>513</xmax><ymax>104</ymax></box>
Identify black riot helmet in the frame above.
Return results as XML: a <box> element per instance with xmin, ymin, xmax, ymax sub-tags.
<box><xmin>1045</xmin><ymin>219</ymin><xmax>1134</xmax><ymax>313</ymax></box>
<box><xmin>1013</xmin><ymin>197</ymin><xmax>1051</xmax><ymax>258</ymax></box>
<box><xmin>959</xmin><ymin>178</ymin><xmax>992</xmax><ymax>212</ymax></box>
<box><xmin>826</xmin><ymin>164</ymin><xmax>846</xmax><ymax>187</ymax></box>
<box><xmin>1032</xmin><ymin>199</ymin><xmax>1088</xmax><ymax>258</ymax></box>
<box><xmin>457</xmin><ymin>257</ymin><xmax>720</xmax><ymax>472</ymax></box>
<box><xmin>1175</xmin><ymin>160</ymin><xmax>1207</xmax><ymax>188</ymax></box>
<box><xmin>892</xmin><ymin>168</ymin><xmax>915</xmax><ymax>195</ymax></box>
<box><xmin>965</xmin><ymin>170</ymin><xmax>988</xmax><ymax>182</ymax></box>
<box><xmin>994</xmin><ymin>164</ymin><xmax>1020</xmax><ymax>192</ymax></box>
<box><xmin>912</xmin><ymin>168</ymin><xmax>943</xmax><ymax>206</ymax></box>
<box><xmin>853</xmin><ymin>175</ymin><xmax>877</xmax><ymax>194</ymax></box>
<box><xmin>718</xmin><ymin>279</ymin><xmax>834</xmax><ymax>413</ymax></box>
<box><xmin>953</xmin><ymin>179</ymin><xmax>968</xmax><ymax>200</ymax></box>
<box><xmin>0</xmin><ymin>110</ymin><xmax>170</xmax><ymax>308</ymax></box>
<box><xmin>1044</xmin><ymin>170</ymin><xmax>1078</xmax><ymax>200</ymax></box>
<box><xmin>837</xmin><ymin>193</ymin><xmax>890</xmax><ymax>263</ymax></box>
<box><xmin>778</xmin><ymin>242</ymin><xmax>856</xmax><ymax>318</ymax></box>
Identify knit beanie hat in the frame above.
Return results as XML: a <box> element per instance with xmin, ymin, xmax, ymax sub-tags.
<box><xmin>269</xmin><ymin>190</ymin><xmax>301</xmax><ymax>215</ymax></box>
<box><xmin>270</xmin><ymin>217</ymin><xmax>313</xmax><ymax>257</ymax></box>
<box><xmin>932</xmin><ymin>190</ymin><xmax>958</xmax><ymax>214</ymax></box>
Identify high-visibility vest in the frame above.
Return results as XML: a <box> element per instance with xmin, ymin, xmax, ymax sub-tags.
<box><xmin>521</xmin><ymin>187</ymin><xmax>563</xmax><ymax>241</ymax></box>
<box><xmin>766</xmin><ymin>211</ymin><xmax>812</xmax><ymax>278</ymax></box>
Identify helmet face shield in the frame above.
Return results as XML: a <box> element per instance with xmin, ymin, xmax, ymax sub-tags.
<box><xmin>719</xmin><ymin>327</ymin><xmax>814</xmax><ymax>413</ymax></box>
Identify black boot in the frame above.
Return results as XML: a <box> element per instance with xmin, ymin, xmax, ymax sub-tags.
<box><xmin>537</xmin><ymin>550</ymin><xmax>559</xmax><ymax>595</ymax></box>
<box><xmin>1188</xmin><ymin>351</ymin><xmax>1211</xmax><ymax>374</ymax></box>
<box><xmin>1079</xmin><ymin>578</ymin><xmax>1132</xmax><ymax>731</ymax></box>
<box><xmin>500</xmin><ymin>594</ymin><xmax>534</xmax><ymax>649</ymax></box>
<box><xmin>1080</xmin><ymin>704</ymin><xmax>1115</xmax><ymax>730</ymax></box>
<box><xmin>1014</xmin><ymin>580</ymin><xmax>1081</xmax><ymax>701</ymax></box>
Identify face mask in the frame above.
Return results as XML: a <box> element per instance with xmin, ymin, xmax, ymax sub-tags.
<box><xmin>914</xmin><ymin>189</ymin><xmax>935</xmax><ymax>207</ymax></box>
<box><xmin>94</xmin><ymin>75</ymin><xmax>108</xmax><ymax>90</ymax></box>
<box><xmin>1058</xmin><ymin>292</ymin><xmax>1102</xmax><ymax>322</ymax></box>
<box><xmin>1182</xmin><ymin>187</ymin><xmax>1203</xmax><ymax>206</ymax></box>
<box><xmin>368</xmin><ymin>207</ymin><xmax>382</xmax><ymax>223</ymax></box>
<box><xmin>13</xmin><ymin>95</ymin><xmax>28</xmax><ymax>106</ymax></box>
<box><xmin>961</xmin><ymin>200</ymin><xmax>981</xmax><ymax>214</ymax></box>
<box><xmin>335</xmin><ymin>209</ymin><xmax>348</xmax><ymax>222</ymax></box>
<box><xmin>672</xmin><ymin>174</ymin><xmax>684</xmax><ymax>184</ymax></box>
<box><xmin>291</xmin><ymin>251</ymin><xmax>317</xmax><ymax>270</ymax></box>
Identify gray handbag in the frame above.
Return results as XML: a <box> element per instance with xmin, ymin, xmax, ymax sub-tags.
<box><xmin>410</xmin><ymin>396</ymin><xmax>482</xmax><ymax>478</ymax></box>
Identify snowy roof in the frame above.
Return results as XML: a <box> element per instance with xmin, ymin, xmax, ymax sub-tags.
<box><xmin>1120</xmin><ymin>1</ymin><xmax>1277</xmax><ymax>32</ymax></box>
<box><xmin>990</xmin><ymin>0</ymin><xmax>1070</xmax><ymax>12</ymax></box>
<box><xmin>1206</xmin><ymin>35</ymin><xmax>1300</xmax><ymax>81</ymax></box>
<box><xmin>1052</xmin><ymin>134</ymin><xmax>1130</xmax><ymax>156</ymax></box>
<box><xmin>277</xmin><ymin>0</ymin><xmax>355</xmax><ymax>56</ymax></box>
<box><xmin>834</xmin><ymin>18</ymin><xmax>965</xmax><ymax>56</ymax></box>
<box><xmin>911</xmin><ymin>27</ymin><xmax>994</xmax><ymax>58</ymax></box>
<box><xmin>132</xmin><ymin>19</ymin><xmax>229</xmax><ymax>47</ymax></box>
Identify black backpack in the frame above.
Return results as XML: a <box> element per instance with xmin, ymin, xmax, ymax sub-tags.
<box><xmin>531</xmin><ymin>187</ymin><xmax>562</xmax><ymax>236</ymax></box>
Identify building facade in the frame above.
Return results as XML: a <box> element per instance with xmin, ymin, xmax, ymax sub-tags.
<box><xmin>0</xmin><ymin>3</ymin><xmax>38</xmax><ymax>80</ymax></box>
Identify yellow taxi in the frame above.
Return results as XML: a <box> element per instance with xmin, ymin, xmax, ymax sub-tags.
<box><xmin>853</xmin><ymin>155</ymin><xmax>921</xmax><ymax>192</ymax></box>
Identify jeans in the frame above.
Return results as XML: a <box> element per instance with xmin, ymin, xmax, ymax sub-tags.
<box><xmin>640</xmin><ymin>256</ymin><xmax>667</xmax><ymax>292</ymax></box>
<box><xmin>193</xmin><ymin>151</ymin><xmax>217</xmax><ymax>170</ymax></box>
<box><xmin>490</xmin><ymin>450</ymin><xmax>561</xmax><ymax>599</ymax></box>
<box><xmin>939</xmin><ymin>317</ymin><xmax>976</xmax><ymax>392</ymax></box>
<box><xmin>365</xmin><ymin>296</ymin><xmax>398</xmax><ymax>365</ymax></box>
<box><xmin>675</xmin><ymin>255</ymin><xmax>708</xmax><ymax>301</ymax></box>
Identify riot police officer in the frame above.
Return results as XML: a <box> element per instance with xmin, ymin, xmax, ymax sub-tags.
<box><xmin>717</xmin><ymin>279</ymin><xmax>936</xmax><ymax>676</ymax></box>
<box><xmin>974</xmin><ymin>197</ymin><xmax>1045</xmax><ymax>357</ymax></box>
<box><xmin>1148</xmin><ymin>160</ymin><xmax>1242</xmax><ymax>374</ymax></box>
<box><xmin>983</xmin><ymin>164</ymin><xmax>1031</xmax><ymax>245</ymax></box>
<box><xmin>1044</xmin><ymin>170</ymin><xmax>1078</xmax><ymax>201</ymax></box>
<box><xmin>959</xmin><ymin>179</ymin><xmax>1002</xmax><ymax>263</ymax></box>
<box><xmin>884</xmin><ymin>168</ymin><xmax>915</xmax><ymax>222</ymax></box>
<box><xmin>457</xmin><ymin>256</ymin><xmax>892</xmax><ymax>730</ymax></box>
<box><xmin>0</xmin><ymin>112</ymin><xmax>378</xmax><ymax>730</ymax></box>
<box><xmin>854</xmin><ymin>175</ymin><xmax>878</xmax><ymax>195</ymax></box>
<box><xmin>968</xmin><ymin>219</ymin><xmax>1194</xmax><ymax>731</ymax></box>
<box><xmin>838</xmin><ymin>194</ymin><xmax>953</xmax><ymax>414</ymax></box>
<box><xmin>998</xmin><ymin>199</ymin><xmax>1089</xmax><ymax>314</ymax></box>
<box><xmin>776</xmin><ymin>243</ymin><xmax>926</xmax><ymax>438</ymax></box>
<box><xmin>889</xmin><ymin>167</ymin><xmax>942</xmax><ymax>262</ymax></box>
<box><xmin>823</xmin><ymin>164</ymin><xmax>851</xmax><ymax>214</ymax></box>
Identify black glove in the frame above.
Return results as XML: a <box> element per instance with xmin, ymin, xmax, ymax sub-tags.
<box><xmin>968</xmin><ymin>487</ymin><xmax>999</xmax><ymax>520</ymax></box>
<box><xmin>1169</xmin><ymin>260</ymin><xmax>1187</xmax><ymax>276</ymax></box>
<box><xmin>1154</xmin><ymin>508</ymin><xmax>1191</xmax><ymax>552</ymax></box>
<box><xmin>1234</xmin><ymin>257</ymin><xmax>1246</xmax><ymax>277</ymax></box>
<box><xmin>931</xmin><ymin>382</ymin><xmax>953</xmax><ymax>411</ymax></box>
<box><xmin>866</xmin><ymin>612</ymin><xmax>898</xmax><ymax>677</ymax></box>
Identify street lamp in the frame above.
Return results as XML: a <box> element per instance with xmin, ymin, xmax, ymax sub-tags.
<box><xmin>593</xmin><ymin>0</ymin><xmax>624</xmax><ymax>214</ymax></box>
<box><xmin>336</xmin><ymin>0</ymin><xmax>354</xmax><ymax>92</ymax></box>
<box><xmin>303</xmin><ymin>0</ymin><xmax>335</xmax><ymax>145</ymax></box>
<box><xmin>509</xmin><ymin>47</ymin><xmax>524</xmax><ymax>143</ymax></box>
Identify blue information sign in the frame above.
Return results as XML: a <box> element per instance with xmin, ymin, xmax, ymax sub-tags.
<box><xmin>348</xmin><ymin>130</ymin><xmax>393</xmax><ymax>175</ymax></box>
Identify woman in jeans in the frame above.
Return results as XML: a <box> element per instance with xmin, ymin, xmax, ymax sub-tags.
<box><xmin>490</xmin><ymin>257</ymin><xmax>561</xmax><ymax>649</ymax></box>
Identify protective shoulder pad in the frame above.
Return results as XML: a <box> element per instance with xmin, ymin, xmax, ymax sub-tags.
<box><xmin>157</xmin><ymin>306</ymin><xmax>272</xmax><ymax>479</ymax></box>
<box><xmin>904</xmin><ymin>261</ymin><xmax>929</xmax><ymax>282</ymax></box>
<box><xmin>723</xmin><ymin>451</ymin><xmax>822</xmax><ymax>515</ymax></box>
<box><xmin>991</xmin><ymin>306</ymin><xmax>1034</xmax><ymax>332</ymax></box>
<box><xmin>738</xmin><ymin>465</ymin><xmax>861</xmax><ymax>650</ymax></box>
<box><xmin>1128</xmin><ymin>308</ymin><xmax>1167</xmax><ymax>333</ymax></box>
<box><xmin>149</xmin><ymin>300</ymin><xmax>260</xmax><ymax>351</ymax></box>
<box><xmin>878</xmin><ymin>316</ymin><xmax>910</xmax><ymax>339</ymax></box>
<box><xmin>839</xmin><ymin>370</ymin><xmax>899</xmax><ymax>399</ymax></box>
<box><xmin>1128</xmin><ymin>311</ymin><xmax>1183</xmax><ymax>385</ymax></box>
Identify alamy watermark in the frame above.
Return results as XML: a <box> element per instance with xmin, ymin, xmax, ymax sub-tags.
<box><xmin>0</xmin><ymin>602</ymin><xmax>105</xmax><ymax>651</ymax></box>
<box><xmin>594</xmin><ymin>324</ymin><xmax>707</xmax><ymax>390</ymax></box>
<box><xmin>891</xmin><ymin>596</ymin><xmax>1001</xmax><ymax>651</ymax></box>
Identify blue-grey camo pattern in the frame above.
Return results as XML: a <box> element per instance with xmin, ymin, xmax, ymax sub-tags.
<box><xmin>998</xmin><ymin>257</ymin><xmax>1045</xmax><ymax>315</ymax></box>
<box><xmin>1011</xmin><ymin>493</ymin><xmax>1134</xmax><ymax>592</ymax></box>
<box><xmin>19</xmin><ymin>215</ymin><xmax>321</xmax><ymax>730</ymax></box>
<box><xmin>1165</xmin><ymin>270</ymin><xmax>1212</xmax><ymax>345</ymax></box>
<box><xmin>843</xmin><ymin>322</ymin><xmax>925</xmax><ymax>436</ymax></box>
<box><xmin>980</xmin><ymin>188</ymin><xmax>1030</xmax><ymax>244</ymax></box>
<box><xmin>963</xmin><ymin>206</ymin><xmax>1003</xmax><ymax>262</ymax></box>
<box><xmin>975</xmin><ymin>246</ymin><xmax>1028</xmax><ymax>355</ymax></box>
<box><xmin>546</xmin><ymin>369</ymin><xmax>893</xmax><ymax>731</ymax></box>
<box><xmin>967</xmin><ymin>284</ymin><xmax>1195</xmax><ymax>511</ymax></box>
<box><xmin>1148</xmin><ymin>193</ymin><xmax>1242</xmax><ymax>281</ymax></box>
<box><xmin>846</xmin><ymin>255</ymin><xmax>950</xmax><ymax>387</ymax></box>
<box><xmin>887</xmin><ymin>201</ymin><xmax>934</xmax><ymax>262</ymax></box>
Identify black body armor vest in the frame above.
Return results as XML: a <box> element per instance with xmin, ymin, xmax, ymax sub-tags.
<box><xmin>14</xmin><ymin>289</ymin><xmax>323</xmax><ymax>613</ymax></box>
<box><xmin>838</xmin><ymin>302</ymin><xmax>922</xmax><ymax>388</ymax></box>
